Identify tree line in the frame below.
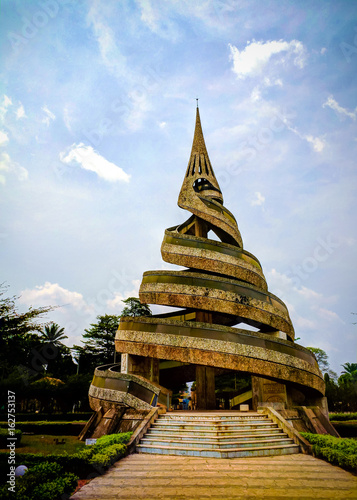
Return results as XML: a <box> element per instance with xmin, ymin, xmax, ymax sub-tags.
<box><xmin>307</xmin><ymin>347</ymin><xmax>357</xmax><ymax>412</ymax></box>
<box><xmin>0</xmin><ymin>284</ymin><xmax>150</xmax><ymax>413</ymax></box>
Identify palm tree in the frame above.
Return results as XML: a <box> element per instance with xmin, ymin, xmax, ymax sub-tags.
<box><xmin>340</xmin><ymin>363</ymin><xmax>357</xmax><ymax>385</ymax></box>
<box><xmin>39</xmin><ymin>323</ymin><xmax>68</xmax><ymax>347</ymax></box>
<box><xmin>341</xmin><ymin>363</ymin><xmax>357</xmax><ymax>375</ymax></box>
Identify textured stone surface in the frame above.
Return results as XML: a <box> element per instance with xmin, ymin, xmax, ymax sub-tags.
<box><xmin>161</xmin><ymin>229</ymin><xmax>267</xmax><ymax>290</ymax></box>
<box><xmin>70</xmin><ymin>453</ymin><xmax>357</xmax><ymax>499</ymax></box>
<box><xmin>116</xmin><ymin>318</ymin><xmax>324</xmax><ymax>395</ymax></box>
<box><xmin>140</xmin><ymin>269</ymin><xmax>294</xmax><ymax>337</ymax></box>
<box><xmin>116</xmin><ymin>337</ymin><xmax>324</xmax><ymax>395</ymax></box>
<box><xmin>89</xmin><ymin>367</ymin><xmax>166</xmax><ymax>411</ymax></box>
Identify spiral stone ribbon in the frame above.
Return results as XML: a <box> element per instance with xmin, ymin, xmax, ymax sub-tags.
<box><xmin>116</xmin><ymin>108</ymin><xmax>324</xmax><ymax>397</ymax></box>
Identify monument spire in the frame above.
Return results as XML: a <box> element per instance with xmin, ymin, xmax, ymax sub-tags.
<box><xmin>184</xmin><ymin>106</ymin><xmax>220</xmax><ymax>187</ymax></box>
<box><xmin>190</xmin><ymin>106</ymin><xmax>210</xmax><ymax>158</ymax></box>
<box><xmin>178</xmin><ymin>106</ymin><xmax>243</xmax><ymax>247</ymax></box>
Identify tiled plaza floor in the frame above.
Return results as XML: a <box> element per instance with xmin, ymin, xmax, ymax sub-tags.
<box><xmin>70</xmin><ymin>452</ymin><xmax>357</xmax><ymax>499</ymax></box>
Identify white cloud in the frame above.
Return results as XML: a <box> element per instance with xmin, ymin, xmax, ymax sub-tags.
<box><xmin>159</xmin><ymin>121</ymin><xmax>167</xmax><ymax>129</ymax></box>
<box><xmin>0</xmin><ymin>153</ymin><xmax>10</xmax><ymax>184</ymax></box>
<box><xmin>19</xmin><ymin>282</ymin><xmax>91</xmax><ymax>313</ymax></box>
<box><xmin>106</xmin><ymin>279</ymin><xmax>141</xmax><ymax>310</ymax></box>
<box><xmin>229</xmin><ymin>39</ymin><xmax>306</xmax><ymax>79</ymax></box>
<box><xmin>314</xmin><ymin>306</ymin><xmax>344</xmax><ymax>323</ymax></box>
<box><xmin>138</xmin><ymin>0</ymin><xmax>160</xmax><ymax>31</ymax></box>
<box><xmin>18</xmin><ymin>282</ymin><xmax>96</xmax><ymax>344</ymax></box>
<box><xmin>60</xmin><ymin>143</ymin><xmax>131</xmax><ymax>183</ymax></box>
<box><xmin>0</xmin><ymin>152</ymin><xmax>28</xmax><ymax>184</ymax></box>
<box><xmin>323</xmin><ymin>95</ymin><xmax>356</xmax><ymax>121</ymax></box>
<box><xmin>0</xmin><ymin>131</ymin><xmax>9</xmax><ymax>146</ymax></box>
<box><xmin>321</xmin><ymin>47</ymin><xmax>327</xmax><ymax>55</ymax></box>
<box><xmin>250</xmin><ymin>87</ymin><xmax>261</xmax><ymax>102</ymax></box>
<box><xmin>250</xmin><ymin>78</ymin><xmax>283</xmax><ymax>103</ymax></box>
<box><xmin>14</xmin><ymin>163</ymin><xmax>28</xmax><ymax>181</ymax></box>
<box><xmin>42</xmin><ymin>105</ymin><xmax>56</xmax><ymax>126</ymax></box>
<box><xmin>251</xmin><ymin>191</ymin><xmax>265</xmax><ymax>206</ymax></box>
<box><xmin>86</xmin><ymin>5</ymin><xmax>130</xmax><ymax>80</ymax></box>
<box><xmin>3</xmin><ymin>95</ymin><xmax>12</xmax><ymax>107</ymax></box>
<box><xmin>305</xmin><ymin>135</ymin><xmax>325</xmax><ymax>152</ymax></box>
<box><xmin>288</xmin><ymin>126</ymin><xmax>325</xmax><ymax>152</ymax></box>
<box><xmin>263</xmin><ymin>76</ymin><xmax>283</xmax><ymax>87</ymax></box>
<box><xmin>0</xmin><ymin>95</ymin><xmax>13</xmax><ymax>121</ymax></box>
<box><xmin>136</xmin><ymin>0</ymin><xmax>180</xmax><ymax>41</ymax></box>
<box><xmin>297</xmin><ymin>286</ymin><xmax>322</xmax><ymax>300</ymax></box>
<box><xmin>16</xmin><ymin>104</ymin><xmax>26</xmax><ymax>119</ymax></box>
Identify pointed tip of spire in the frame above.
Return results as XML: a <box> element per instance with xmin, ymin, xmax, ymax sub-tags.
<box><xmin>190</xmin><ymin>103</ymin><xmax>207</xmax><ymax>157</ymax></box>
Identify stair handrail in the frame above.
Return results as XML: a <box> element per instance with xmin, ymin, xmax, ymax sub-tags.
<box><xmin>127</xmin><ymin>406</ymin><xmax>166</xmax><ymax>454</ymax></box>
<box><xmin>258</xmin><ymin>406</ymin><xmax>312</xmax><ymax>454</ymax></box>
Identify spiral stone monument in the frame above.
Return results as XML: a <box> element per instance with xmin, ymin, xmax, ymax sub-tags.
<box><xmin>82</xmin><ymin>106</ymin><xmax>334</xmax><ymax>441</ymax></box>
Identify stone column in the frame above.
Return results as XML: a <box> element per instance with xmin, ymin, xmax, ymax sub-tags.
<box><xmin>251</xmin><ymin>376</ymin><xmax>287</xmax><ymax>411</ymax></box>
<box><xmin>121</xmin><ymin>354</ymin><xmax>159</xmax><ymax>384</ymax></box>
<box><xmin>196</xmin><ymin>365</ymin><xmax>216</xmax><ymax>410</ymax></box>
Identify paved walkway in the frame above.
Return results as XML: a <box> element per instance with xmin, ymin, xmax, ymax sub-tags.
<box><xmin>71</xmin><ymin>452</ymin><xmax>357</xmax><ymax>499</ymax></box>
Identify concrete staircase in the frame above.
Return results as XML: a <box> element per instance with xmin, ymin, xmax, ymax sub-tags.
<box><xmin>136</xmin><ymin>411</ymin><xmax>300</xmax><ymax>458</ymax></box>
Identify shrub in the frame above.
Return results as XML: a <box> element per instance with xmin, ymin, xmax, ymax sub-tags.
<box><xmin>0</xmin><ymin>428</ymin><xmax>22</xmax><ymax>447</ymax></box>
<box><xmin>90</xmin><ymin>443</ymin><xmax>126</xmax><ymax>469</ymax></box>
<box><xmin>301</xmin><ymin>432</ymin><xmax>357</xmax><ymax>472</ymax></box>
<box><xmin>0</xmin><ymin>450</ymin><xmax>93</xmax><ymax>477</ymax></box>
<box><xmin>30</xmin><ymin>473</ymin><xmax>78</xmax><ymax>500</ymax></box>
<box><xmin>0</xmin><ymin>453</ymin><xmax>10</xmax><ymax>484</ymax></box>
<box><xmin>0</xmin><ymin>484</ymin><xmax>29</xmax><ymax>500</ymax></box>
<box><xmin>329</xmin><ymin>412</ymin><xmax>357</xmax><ymax>421</ymax></box>
<box><xmin>0</xmin><ymin>461</ymin><xmax>78</xmax><ymax>500</ymax></box>
<box><xmin>93</xmin><ymin>432</ymin><xmax>132</xmax><ymax>450</ymax></box>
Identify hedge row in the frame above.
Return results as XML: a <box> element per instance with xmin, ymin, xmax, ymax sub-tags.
<box><xmin>0</xmin><ymin>432</ymin><xmax>132</xmax><ymax>499</ymax></box>
<box><xmin>329</xmin><ymin>412</ymin><xmax>357</xmax><ymax>421</ymax></box>
<box><xmin>0</xmin><ymin>422</ymin><xmax>85</xmax><ymax>435</ymax></box>
<box><xmin>0</xmin><ymin>432</ymin><xmax>132</xmax><ymax>479</ymax></box>
<box><xmin>301</xmin><ymin>432</ymin><xmax>357</xmax><ymax>472</ymax></box>
<box><xmin>0</xmin><ymin>428</ymin><xmax>22</xmax><ymax>447</ymax></box>
<box><xmin>0</xmin><ymin>413</ymin><xmax>92</xmax><ymax>422</ymax></box>
<box><xmin>330</xmin><ymin>420</ymin><xmax>357</xmax><ymax>438</ymax></box>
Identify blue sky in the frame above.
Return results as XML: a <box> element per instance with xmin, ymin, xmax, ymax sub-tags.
<box><xmin>0</xmin><ymin>0</ymin><xmax>356</xmax><ymax>375</ymax></box>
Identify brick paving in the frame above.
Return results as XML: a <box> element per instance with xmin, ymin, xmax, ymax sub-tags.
<box><xmin>70</xmin><ymin>452</ymin><xmax>357</xmax><ymax>499</ymax></box>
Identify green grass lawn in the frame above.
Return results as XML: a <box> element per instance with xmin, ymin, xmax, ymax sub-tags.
<box><xmin>0</xmin><ymin>434</ymin><xmax>86</xmax><ymax>455</ymax></box>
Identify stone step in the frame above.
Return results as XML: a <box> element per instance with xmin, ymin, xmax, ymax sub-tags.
<box><xmin>151</xmin><ymin>422</ymin><xmax>278</xmax><ymax>432</ymax></box>
<box><xmin>160</xmin><ymin>414</ymin><xmax>266</xmax><ymax>421</ymax></box>
<box><xmin>157</xmin><ymin>419</ymin><xmax>271</xmax><ymax>426</ymax></box>
<box><xmin>165</xmin><ymin>411</ymin><xmax>260</xmax><ymax>416</ymax></box>
<box><xmin>136</xmin><ymin>443</ymin><xmax>300</xmax><ymax>458</ymax></box>
<box><xmin>154</xmin><ymin>418</ymin><xmax>275</xmax><ymax>425</ymax></box>
<box><xmin>138</xmin><ymin>412</ymin><xmax>300</xmax><ymax>458</ymax></box>
<box><xmin>146</xmin><ymin>431</ymin><xmax>284</xmax><ymax>442</ymax></box>
<box><xmin>140</xmin><ymin>437</ymin><xmax>295</xmax><ymax>449</ymax></box>
<box><xmin>158</xmin><ymin>415</ymin><xmax>269</xmax><ymax>421</ymax></box>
